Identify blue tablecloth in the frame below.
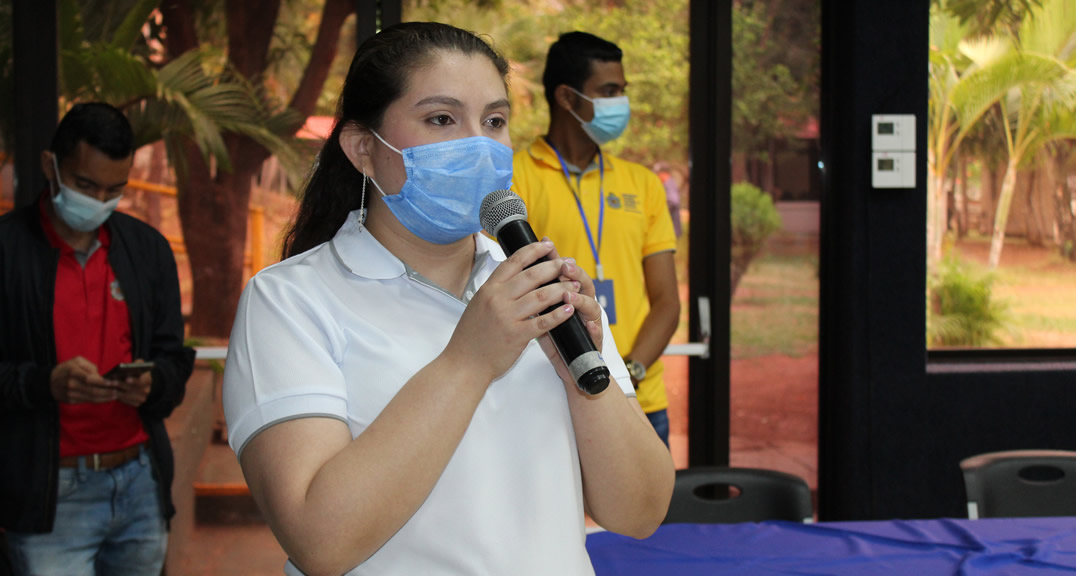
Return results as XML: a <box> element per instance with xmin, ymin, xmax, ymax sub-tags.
<box><xmin>586</xmin><ymin>517</ymin><xmax>1075</xmax><ymax>575</ymax></box>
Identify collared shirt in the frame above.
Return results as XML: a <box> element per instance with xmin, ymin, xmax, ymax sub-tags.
<box><xmin>39</xmin><ymin>199</ymin><xmax>146</xmax><ymax>458</ymax></box>
<box><xmin>513</xmin><ymin>136</ymin><xmax>677</xmax><ymax>413</ymax></box>
<box><xmin>223</xmin><ymin>211</ymin><xmax>634</xmax><ymax>575</ymax></box>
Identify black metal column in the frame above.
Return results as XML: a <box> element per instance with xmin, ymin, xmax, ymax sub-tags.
<box><xmin>12</xmin><ymin>0</ymin><xmax>57</xmax><ymax>208</ymax></box>
<box><xmin>356</xmin><ymin>0</ymin><xmax>401</xmax><ymax>45</ymax></box>
<box><xmin>686</xmin><ymin>0</ymin><xmax>732</xmax><ymax>467</ymax></box>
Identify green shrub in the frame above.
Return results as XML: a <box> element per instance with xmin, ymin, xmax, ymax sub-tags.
<box><xmin>928</xmin><ymin>258</ymin><xmax>1010</xmax><ymax>347</ymax></box>
<box><xmin>731</xmin><ymin>182</ymin><xmax>781</xmax><ymax>299</ymax></box>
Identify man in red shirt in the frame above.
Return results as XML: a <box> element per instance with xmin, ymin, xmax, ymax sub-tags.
<box><xmin>0</xmin><ymin>103</ymin><xmax>194</xmax><ymax>574</ymax></box>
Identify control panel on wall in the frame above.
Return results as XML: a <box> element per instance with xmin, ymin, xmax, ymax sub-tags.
<box><xmin>871</xmin><ymin>115</ymin><xmax>916</xmax><ymax>189</ymax></box>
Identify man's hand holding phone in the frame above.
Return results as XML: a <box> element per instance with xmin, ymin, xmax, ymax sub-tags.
<box><xmin>50</xmin><ymin>357</ymin><xmax>117</xmax><ymax>404</ymax></box>
<box><xmin>105</xmin><ymin>360</ymin><xmax>155</xmax><ymax>407</ymax></box>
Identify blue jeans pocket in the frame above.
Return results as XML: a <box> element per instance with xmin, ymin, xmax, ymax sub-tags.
<box><xmin>56</xmin><ymin>467</ymin><xmax>79</xmax><ymax>500</ymax></box>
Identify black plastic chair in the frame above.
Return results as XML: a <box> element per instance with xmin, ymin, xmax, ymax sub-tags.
<box><xmin>960</xmin><ymin>449</ymin><xmax>1076</xmax><ymax>519</ymax></box>
<box><xmin>663</xmin><ymin>467</ymin><xmax>814</xmax><ymax>524</ymax></box>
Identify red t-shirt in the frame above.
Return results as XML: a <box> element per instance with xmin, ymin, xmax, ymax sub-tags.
<box><xmin>40</xmin><ymin>200</ymin><xmax>149</xmax><ymax>457</ymax></box>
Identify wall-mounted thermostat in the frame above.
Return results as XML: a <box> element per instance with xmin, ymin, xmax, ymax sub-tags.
<box><xmin>871</xmin><ymin>114</ymin><xmax>916</xmax><ymax>189</ymax></box>
<box><xmin>872</xmin><ymin>152</ymin><xmax>916</xmax><ymax>189</ymax></box>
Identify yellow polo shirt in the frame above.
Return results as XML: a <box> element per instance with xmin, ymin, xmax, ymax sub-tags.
<box><xmin>512</xmin><ymin>136</ymin><xmax>677</xmax><ymax>414</ymax></box>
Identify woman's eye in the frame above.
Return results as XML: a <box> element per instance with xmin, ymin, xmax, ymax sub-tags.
<box><xmin>486</xmin><ymin>117</ymin><xmax>507</xmax><ymax>129</ymax></box>
<box><xmin>429</xmin><ymin>114</ymin><xmax>453</xmax><ymax>126</ymax></box>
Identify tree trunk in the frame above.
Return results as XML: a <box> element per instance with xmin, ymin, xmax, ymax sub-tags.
<box><xmin>945</xmin><ymin>166</ymin><xmax>958</xmax><ymax>241</ymax></box>
<box><xmin>162</xmin><ymin>0</ymin><xmax>352</xmax><ymax>338</ymax></box>
<box><xmin>927</xmin><ymin>159</ymin><xmax>939</xmax><ymax>269</ymax></box>
<box><xmin>731</xmin><ymin>151</ymin><xmax>748</xmax><ymax>183</ymax></box>
<box><xmin>1023</xmin><ymin>169</ymin><xmax>1044</xmax><ymax>247</ymax></box>
<box><xmin>764</xmin><ymin>139</ymin><xmax>777</xmax><ymax>200</ymax></box>
<box><xmin>177</xmin><ymin>138</ymin><xmax>263</xmax><ymax>338</ymax></box>
<box><xmin>1053</xmin><ymin>180</ymin><xmax>1076</xmax><ymax>261</ymax></box>
<box><xmin>978</xmin><ymin>157</ymin><xmax>995</xmax><ymax>235</ymax></box>
<box><xmin>748</xmin><ymin>157</ymin><xmax>761</xmax><ymax>190</ymax></box>
<box><xmin>988</xmin><ymin>157</ymin><xmax>1019</xmax><ymax>269</ymax></box>
<box><xmin>928</xmin><ymin>168</ymin><xmax>948</xmax><ymax>267</ymax></box>
<box><xmin>957</xmin><ymin>154</ymin><xmax>968</xmax><ymax>238</ymax></box>
<box><xmin>145</xmin><ymin>141</ymin><xmax>166</xmax><ymax>230</ymax></box>
<box><xmin>1050</xmin><ymin>142</ymin><xmax>1076</xmax><ymax>261</ymax></box>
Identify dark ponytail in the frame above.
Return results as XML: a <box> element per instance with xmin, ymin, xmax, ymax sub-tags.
<box><xmin>281</xmin><ymin>22</ymin><xmax>510</xmax><ymax>259</ymax></box>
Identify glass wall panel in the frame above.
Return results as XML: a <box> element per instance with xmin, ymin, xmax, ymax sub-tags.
<box><xmin>926</xmin><ymin>0</ymin><xmax>1076</xmax><ymax>350</ymax></box>
<box><xmin>728</xmin><ymin>0</ymin><xmax>821</xmax><ymax>508</ymax></box>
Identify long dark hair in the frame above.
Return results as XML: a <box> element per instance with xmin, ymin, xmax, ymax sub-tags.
<box><xmin>281</xmin><ymin>22</ymin><xmax>510</xmax><ymax>259</ymax></box>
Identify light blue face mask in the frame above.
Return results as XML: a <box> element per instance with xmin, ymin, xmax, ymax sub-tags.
<box><xmin>368</xmin><ymin>132</ymin><xmax>514</xmax><ymax>244</ymax></box>
<box><xmin>50</xmin><ymin>155</ymin><xmax>120</xmax><ymax>232</ymax></box>
<box><xmin>567</xmin><ymin>87</ymin><xmax>631</xmax><ymax>145</ymax></box>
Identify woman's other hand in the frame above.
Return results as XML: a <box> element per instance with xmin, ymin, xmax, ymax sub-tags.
<box><xmin>535</xmin><ymin>241</ymin><xmax>606</xmax><ymax>384</ymax></box>
<box><xmin>443</xmin><ymin>239</ymin><xmax>585</xmax><ymax>384</ymax></box>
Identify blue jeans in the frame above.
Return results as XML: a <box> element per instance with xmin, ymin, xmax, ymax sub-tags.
<box><xmin>646</xmin><ymin>409</ymin><xmax>670</xmax><ymax>448</ymax></box>
<box><xmin>7</xmin><ymin>446</ymin><xmax>167</xmax><ymax>576</ymax></box>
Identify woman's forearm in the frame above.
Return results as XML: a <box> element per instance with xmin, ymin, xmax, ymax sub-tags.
<box><xmin>567</xmin><ymin>382</ymin><xmax>675</xmax><ymax>538</ymax></box>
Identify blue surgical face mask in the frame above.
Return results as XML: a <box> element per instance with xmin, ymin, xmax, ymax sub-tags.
<box><xmin>368</xmin><ymin>131</ymin><xmax>514</xmax><ymax>244</ymax></box>
<box><xmin>567</xmin><ymin>87</ymin><xmax>631</xmax><ymax>145</ymax></box>
<box><xmin>50</xmin><ymin>155</ymin><xmax>120</xmax><ymax>232</ymax></box>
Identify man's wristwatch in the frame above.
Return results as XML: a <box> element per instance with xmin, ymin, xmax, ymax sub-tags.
<box><xmin>624</xmin><ymin>358</ymin><xmax>647</xmax><ymax>383</ymax></box>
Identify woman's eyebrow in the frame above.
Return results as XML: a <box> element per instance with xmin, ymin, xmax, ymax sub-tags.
<box><xmin>484</xmin><ymin>99</ymin><xmax>511</xmax><ymax>113</ymax></box>
<box><xmin>414</xmin><ymin>95</ymin><xmax>463</xmax><ymax>108</ymax></box>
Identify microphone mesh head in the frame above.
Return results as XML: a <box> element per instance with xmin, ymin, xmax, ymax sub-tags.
<box><xmin>479</xmin><ymin>189</ymin><xmax>528</xmax><ymax>236</ymax></box>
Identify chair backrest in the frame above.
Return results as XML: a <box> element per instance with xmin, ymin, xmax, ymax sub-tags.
<box><xmin>960</xmin><ymin>449</ymin><xmax>1076</xmax><ymax>519</ymax></box>
<box><xmin>664</xmin><ymin>466</ymin><xmax>814</xmax><ymax>524</ymax></box>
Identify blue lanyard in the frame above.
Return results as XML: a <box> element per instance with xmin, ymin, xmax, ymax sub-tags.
<box><xmin>549</xmin><ymin>143</ymin><xmax>605</xmax><ymax>280</ymax></box>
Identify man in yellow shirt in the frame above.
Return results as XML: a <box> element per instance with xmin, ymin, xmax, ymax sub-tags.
<box><xmin>513</xmin><ymin>31</ymin><xmax>680</xmax><ymax>446</ymax></box>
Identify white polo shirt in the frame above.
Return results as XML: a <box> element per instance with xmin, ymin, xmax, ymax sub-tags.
<box><xmin>223</xmin><ymin>210</ymin><xmax>634</xmax><ymax>575</ymax></box>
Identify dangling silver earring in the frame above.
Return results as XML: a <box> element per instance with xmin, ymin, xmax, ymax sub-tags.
<box><xmin>360</xmin><ymin>170</ymin><xmax>368</xmax><ymax>226</ymax></box>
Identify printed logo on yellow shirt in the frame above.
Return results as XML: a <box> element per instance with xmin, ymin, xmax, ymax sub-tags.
<box><xmin>606</xmin><ymin>192</ymin><xmax>642</xmax><ymax>213</ymax></box>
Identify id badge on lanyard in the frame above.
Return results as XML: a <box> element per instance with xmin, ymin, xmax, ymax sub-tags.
<box><xmin>551</xmin><ymin>143</ymin><xmax>617</xmax><ymax>325</ymax></box>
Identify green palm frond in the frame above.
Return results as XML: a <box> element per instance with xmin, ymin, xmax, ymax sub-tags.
<box><xmin>1020</xmin><ymin>0</ymin><xmax>1075</xmax><ymax>58</ymax></box>
<box><xmin>60</xmin><ymin>45</ymin><xmax>158</xmax><ymax>107</ymax></box>
<box><xmin>108</xmin><ymin>0</ymin><xmax>159</xmax><ymax>51</ymax></box>
<box><xmin>952</xmin><ymin>52</ymin><xmax>1070</xmax><ymax>130</ymax></box>
<box><xmin>931</xmin><ymin>7</ymin><xmax>972</xmax><ymax>53</ymax></box>
<box><xmin>959</xmin><ymin>35</ymin><xmax>1011</xmax><ymax>67</ymax></box>
<box><xmin>1019</xmin><ymin>100</ymin><xmax>1076</xmax><ymax>164</ymax></box>
<box><xmin>56</xmin><ymin>7</ymin><xmax>309</xmax><ymax>189</ymax></box>
<box><xmin>144</xmin><ymin>50</ymin><xmax>260</xmax><ymax>172</ymax></box>
<box><xmin>57</xmin><ymin>0</ymin><xmax>84</xmax><ymax>53</ymax></box>
<box><xmin>71</xmin><ymin>0</ymin><xmax>155</xmax><ymax>46</ymax></box>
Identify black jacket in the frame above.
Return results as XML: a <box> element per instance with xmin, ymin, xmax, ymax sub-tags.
<box><xmin>0</xmin><ymin>204</ymin><xmax>195</xmax><ymax>533</ymax></box>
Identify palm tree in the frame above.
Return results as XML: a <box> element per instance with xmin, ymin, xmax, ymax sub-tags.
<box><xmin>57</xmin><ymin>0</ymin><xmax>302</xmax><ymax>181</ymax></box>
<box><xmin>49</xmin><ymin>0</ymin><xmax>352</xmax><ymax>338</ymax></box>
<box><xmin>928</xmin><ymin>12</ymin><xmax>1009</xmax><ymax>267</ymax></box>
<box><xmin>928</xmin><ymin>1</ymin><xmax>1076</xmax><ymax>269</ymax></box>
<box><xmin>975</xmin><ymin>0</ymin><xmax>1076</xmax><ymax>269</ymax></box>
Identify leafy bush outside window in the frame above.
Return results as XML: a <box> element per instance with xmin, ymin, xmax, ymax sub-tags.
<box><xmin>928</xmin><ymin>257</ymin><xmax>1011</xmax><ymax>347</ymax></box>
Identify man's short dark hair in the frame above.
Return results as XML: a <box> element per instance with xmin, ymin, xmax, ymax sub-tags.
<box><xmin>542</xmin><ymin>31</ymin><xmax>623</xmax><ymax>109</ymax></box>
<box><xmin>50</xmin><ymin>102</ymin><xmax>135</xmax><ymax>164</ymax></box>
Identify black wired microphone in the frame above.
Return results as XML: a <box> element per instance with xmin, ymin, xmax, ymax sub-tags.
<box><xmin>480</xmin><ymin>189</ymin><xmax>610</xmax><ymax>395</ymax></box>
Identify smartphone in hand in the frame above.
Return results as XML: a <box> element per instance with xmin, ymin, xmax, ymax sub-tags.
<box><xmin>104</xmin><ymin>361</ymin><xmax>155</xmax><ymax>381</ymax></box>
